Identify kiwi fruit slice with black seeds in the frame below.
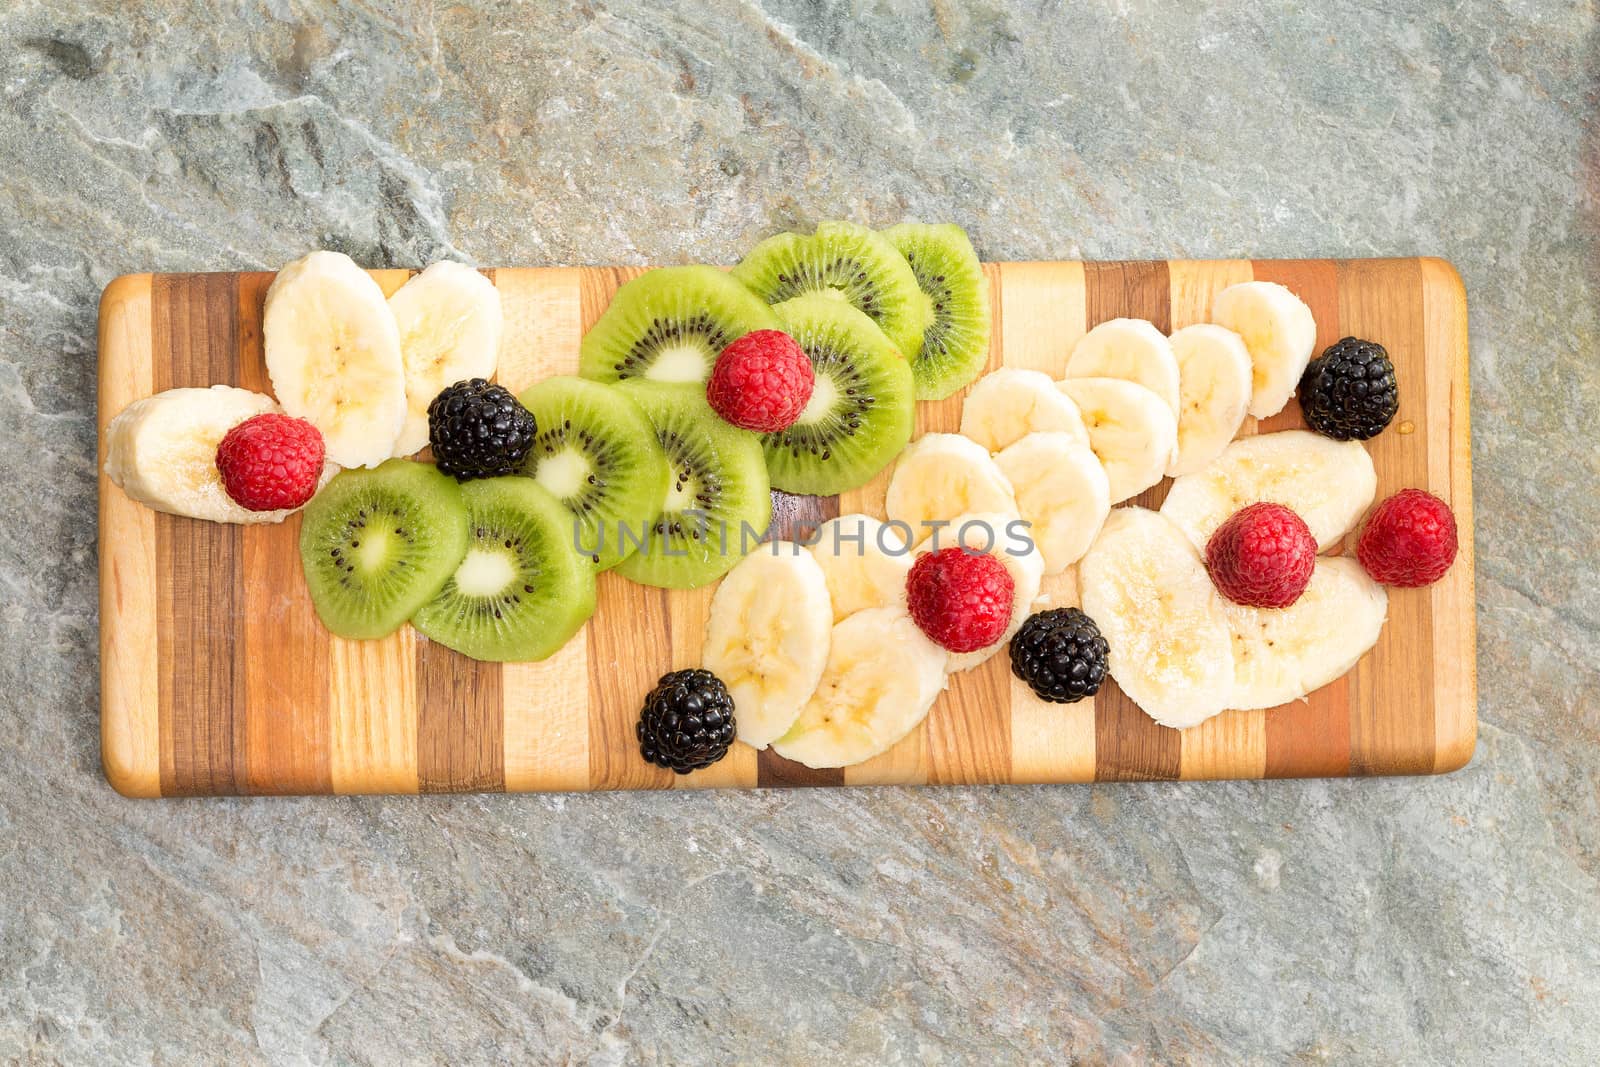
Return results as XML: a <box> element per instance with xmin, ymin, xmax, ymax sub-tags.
<box><xmin>299</xmin><ymin>459</ymin><xmax>470</xmax><ymax>640</ymax></box>
<box><xmin>412</xmin><ymin>477</ymin><xmax>597</xmax><ymax>662</ymax></box>
<box><xmin>762</xmin><ymin>294</ymin><xmax>915</xmax><ymax>497</ymax></box>
<box><xmin>882</xmin><ymin>222</ymin><xmax>992</xmax><ymax>400</ymax></box>
<box><xmin>516</xmin><ymin>375</ymin><xmax>670</xmax><ymax>572</ymax></box>
<box><xmin>730</xmin><ymin>220</ymin><xmax>932</xmax><ymax>360</ymax></box>
<box><xmin>611</xmin><ymin>380</ymin><xmax>772</xmax><ymax>589</ymax></box>
<box><xmin>578</xmin><ymin>266</ymin><xmax>779</xmax><ymax>385</ymax></box>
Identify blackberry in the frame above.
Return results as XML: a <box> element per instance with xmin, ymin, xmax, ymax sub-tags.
<box><xmin>1298</xmin><ymin>337</ymin><xmax>1398</xmax><ymax>441</ymax></box>
<box><xmin>636</xmin><ymin>668</ymin><xmax>737</xmax><ymax>774</ymax></box>
<box><xmin>428</xmin><ymin>378</ymin><xmax>536</xmax><ymax>481</ymax></box>
<box><xmin>1008</xmin><ymin>608</ymin><xmax>1109</xmax><ymax>705</ymax></box>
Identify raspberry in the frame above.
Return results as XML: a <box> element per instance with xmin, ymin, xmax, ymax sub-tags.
<box><xmin>1205</xmin><ymin>502</ymin><xmax>1317</xmax><ymax>609</ymax></box>
<box><xmin>1357</xmin><ymin>488</ymin><xmax>1458</xmax><ymax>587</ymax></box>
<box><xmin>215</xmin><ymin>413</ymin><xmax>325</xmax><ymax>511</ymax></box>
<box><xmin>706</xmin><ymin>330</ymin><xmax>814</xmax><ymax>433</ymax></box>
<box><xmin>906</xmin><ymin>547</ymin><xmax>1015</xmax><ymax>653</ymax></box>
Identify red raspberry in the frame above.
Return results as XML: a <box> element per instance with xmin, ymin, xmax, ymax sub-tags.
<box><xmin>215</xmin><ymin>413</ymin><xmax>325</xmax><ymax>511</ymax></box>
<box><xmin>1357</xmin><ymin>488</ymin><xmax>1458</xmax><ymax>587</ymax></box>
<box><xmin>1205</xmin><ymin>502</ymin><xmax>1317</xmax><ymax>609</ymax></box>
<box><xmin>906</xmin><ymin>547</ymin><xmax>1015</xmax><ymax>653</ymax></box>
<box><xmin>706</xmin><ymin>330</ymin><xmax>814</xmax><ymax>433</ymax></box>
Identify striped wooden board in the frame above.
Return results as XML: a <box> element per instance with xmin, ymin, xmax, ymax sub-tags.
<box><xmin>98</xmin><ymin>258</ymin><xmax>1476</xmax><ymax>796</ymax></box>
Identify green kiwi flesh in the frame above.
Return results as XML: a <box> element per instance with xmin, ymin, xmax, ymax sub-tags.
<box><xmin>763</xmin><ymin>294</ymin><xmax>915</xmax><ymax>497</ymax></box>
<box><xmin>881</xmin><ymin>222</ymin><xmax>992</xmax><ymax>400</ymax></box>
<box><xmin>299</xmin><ymin>459</ymin><xmax>470</xmax><ymax>640</ymax></box>
<box><xmin>729</xmin><ymin>220</ymin><xmax>932</xmax><ymax>359</ymax></box>
<box><xmin>578</xmin><ymin>266</ymin><xmax>779</xmax><ymax>385</ymax></box>
<box><xmin>516</xmin><ymin>375</ymin><xmax>670</xmax><ymax>571</ymax></box>
<box><xmin>411</xmin><ymin>477</ymin><xmax>597</xmax><ymax>662</ymax></box>
<box><xmin>611</xmin><ymin>380</ymin><xmax>772</xmax><ymax>589</ymax></box>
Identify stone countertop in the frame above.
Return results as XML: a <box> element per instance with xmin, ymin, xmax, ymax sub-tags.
<box><xmin>2</xmin><ymin>1</ymin><xmax>1596</xmax><ymax>1063</ymax></box>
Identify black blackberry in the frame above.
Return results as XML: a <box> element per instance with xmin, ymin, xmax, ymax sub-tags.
<box><xmin>636</xmin><ymin>669</ymin><xmax>737</xmax><ymax>774</ymax></box>
<box><xmin>1298</xmin><ymin>337</ymin><xmax>1398</xmax><ymax>441</ymax></box>
<box><xmin>1008</xmin><ymin>608</ymin><xmax>1109</xmax><ymax>705</ymax></box>
<box><xmin>428</xmin><ymin>378</ymin><xmax>536</xmax><ymax>481</ymax></box>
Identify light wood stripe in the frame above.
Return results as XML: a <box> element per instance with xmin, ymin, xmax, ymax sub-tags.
<box><xmin>330</xmin><ymin>629</ymin><xmax>419</xmax><ymax>794</ymax></box>
<box><xmin>98</xmin><ymin>274</ymin><xmax>161</xmax><ymax>797</ymax></box>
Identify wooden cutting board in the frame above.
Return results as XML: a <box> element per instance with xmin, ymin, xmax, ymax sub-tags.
<box><xmin>97</xmin><ymin>258</ymin><xmax>1476</xmax><ymax>797</ymax></box>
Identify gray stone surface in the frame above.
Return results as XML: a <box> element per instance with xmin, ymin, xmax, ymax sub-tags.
<box><xmin>1</xmin><ymin>0</ymin><xmax>1596</xmax><ymax>1061</ymax></box>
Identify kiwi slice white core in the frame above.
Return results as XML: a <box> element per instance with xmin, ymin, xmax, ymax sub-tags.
<box><xmin>454</xmin><ymin>547</ymin><xmax>517</xmax><ymax>597</ymax></box>
<box><xmin>645</xmin><ymin>344</ymin><xmax>710</xmax><ymax>383</ymax></box>
<box><xmin>534</xmin><ymin>447</ymin><xmax>591</xmax><ymax>500</ymax></box>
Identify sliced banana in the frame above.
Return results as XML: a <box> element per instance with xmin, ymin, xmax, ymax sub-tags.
<box><xmin>703</xmin><ymin>546</ymin><xmax>834</xmax><ymax>749</ymax></box>
<box><xmin>1167</xmin><ymin>323</ymin><xmax>1253</xmax><ymax>477</ymax></box>
<box><xmin>994</xmin><ymin>433</ymin><xmax>1111</xmax><ymax>575</ymax></box>
<box><xmin>913</xmin><ymin>511</ymin><xmax>1045</xmax><ymax>672</ymax></box>
<box><xmin>883</xmin><ymin>433</ymin><xmax>1017</xmax><ymax>541</ymax></box>
<box><xmin>1211</xmin><ymin>281</ymin><xmax>1317</xmax><ymax>419</ymax></box>
<box><xmin>103</xmin><ymin>385</ymin><xmax>338</xmax><ymax>524</ymax></box>
<box><xmin>388</xmin><ymin>261</ymin><xmax>503</xmax><ymax>457</ymax></box>
<box><xmin>808</xmin><ymin>514</ymin><xmax>913</xmax><ymax>622</ymax></box>
<box><xmin>959</xmin><ymin>368</ymin><xmax>1089</xmax><ymax>454</ymax></box>
<box><xmin>1222</xmin><ymin>557</ymin><xmax>1388</xmax><ymax>711</ymax></box>
<box><xmin>770</xmin><ymin>607</ymin><xmax>949</xmax><ymax>770</ymax></box>
<box><xmin>1078</xmin><ymin>508</ymin><xmax>1235</xmax><ymax>730</ymax></box>
<box><xmin>1057</xmin><ymin>377</ymin><xmax>1178</xmax><ymax>504</ymax></box>
<box><xmin>1063</xmin><ymin>318</ymin><xmax>1181</xmax><ymax>419</ymax></box>
<box><xmin>264</xmin><ymin>250</ymin><xmax>406</xmax><ymax>469</ymax></box>
<box><xmin>1159</xmin><ymin>430</ymin><xmax>1376</xmax><ymax>553</ymax></box>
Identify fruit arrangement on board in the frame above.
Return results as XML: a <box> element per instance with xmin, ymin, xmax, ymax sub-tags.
<box><xmin>103</xmin><ymin>222</ymin><xmax>1461</xmax><ymax>780</ymax></box>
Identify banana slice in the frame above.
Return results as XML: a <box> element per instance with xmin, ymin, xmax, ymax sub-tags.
<box><xmin>1211</xmin><ymin>281</ymin><xmax>1317</xmax><ymax>419</ymax></box>
<box><xmin>1222</xmin><ymin>557</ymin><xmax>1388</xmax><ymax>711</ymax></box>
<box><xmin>808</xmin><ymin>514</ymin><xmax>913</xmax><ymax>622</ymax></box>
<box><xmin>1159</xmin><ymin>430</ymin><xmax>1376</xmax><ymax>553</ymax></box>
<box><xmin>1167</xmin><ymin>323</ymin><xmax>1253</xmax><ymax>477</ymax></box>
<box><xmin>1057</xmin><ymin>377</ymin><xmax>1178</xmax><ymax>504</ymax></box>
<box><xmin>913</xmin><ymin>511</ymin><xmax>1044</xmax><ymax>672</ymax></box>
<box><xmin>388</xmin><ymin>261</ymin><xmax>503</xmax><ymax>457</ymax></box>
<box><xmin>1078</xmin><ymin>508</ymin><xmax>1235</xmax><ymax>730</ymax></box>
<box><xmin>264</xmin><ymin>250</ymin><xmax>406</xmax><ymax>468</ymax></box>
<box><xmin>703</xmin><ymin>546</ymin><xmax>834</xmax><ymax>749</ymax></box>
<box><xmin>1063</xmin><ymin>318</ymin><xmax>1181</xmax><ymax>419</ymax></box>
<box><xmin>884</xmin><ymin>433</ymin><xmax>1017</xmax><ymax>540</ymax></box>
<box><xmin>770</xmin><ymin>607</ymin><xmax>949</xmax><ymax>770</ymax></box>
<box><xmin>994</xmin><ymin>433</ymin><xmax>1111</xmax><ymax>574</ymax></box>
<box><xmin>959</xmin><ymin>368</ymin><xmax>1089</xmax><ymax>453</ymax></box>
<box><xmin>103</xmin><ymin>385</ymin><xmax>338</xmax><ymax>524</ymax></box>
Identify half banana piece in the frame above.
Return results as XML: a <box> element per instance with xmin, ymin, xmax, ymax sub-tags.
<box><xmin>959</xmin><ymin>368</ymin><xmax>1089</xmax><ymax>453</ymax></box>
<box><xmin>770</xmin><ymin>607</ymin><xmax>949</xmax><ymax>770</ymax></box>
<box><xmin>808</xmin><ymin>514</ymin><xmax>913</xmax><ymax>622</ymax></box>
<box><xmin>994</xmin><ymin>432</ymin><xmax>1111</xmax><ymax>575</ymax></box>
<box><xmin>103</xmin><ymin>385</ymin><xmax>337</xmax><ymax>523</ymax></box>
<box><xmin>1079</xmin><ymin>508</ymin><xmax>1235</xmax><ymax>730</ymax></box>
<box><xmin>703</xmin><ymin>546</ymin><xmax>834</xmax><ymax>749</ymax></box>
<box><xmin>1167</xmin><ymin>323</ymin><xmax>1253</xmax><ymax>477</ymax></box>
<box><xmin>388</xmin><ymin>261</ymin><xmax>503</xmax><ymax>457</ymax></box>
<box><xmin>1211</xmin><ymin>281</ymin><xmax>1317</xmax><ymax>419</ymax></box>
<box><xmin>264</xmin><ymin>250</ymin><xmax>407</xmax><ymax>469</ymax></box>
<box><xmin>884</xmin><ymin>432</ymin><xmax>1017</xmax><ymax>538</ymax></box>
<box><xmin>1160</xmin><ymin>430</ymin><xmax>1376</xmax><ymax>553</ymax></box>
<box><xmin>1057</xmin><ymin>377</ymin><xmax>1178</xmax><ymax>504</ymax></box>
<box><xmin>1062</xmin><ymin>318</ymin><xmax>1181</xmax><ymax>419</ymax></box>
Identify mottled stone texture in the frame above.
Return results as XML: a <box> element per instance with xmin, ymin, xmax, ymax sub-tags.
<box><xmin>0</xmin><ymin>0</ymin><xmax>1596</xmax><ymax>1062</ymax></box>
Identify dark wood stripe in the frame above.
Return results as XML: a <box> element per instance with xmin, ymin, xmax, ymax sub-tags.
<box><xmin>153</xmin><ymin>273</ymin><xmax>247</xmax><ymax>796</ymax></box>
<box><xmin>756</xmin><ymin>747</ymin><xmax>844</xmax><ymax>788</ymax></box>
<box><xmin>1084</xmin><ymin>261</ymin><xmax>1182</xmax><ymax>782</ymax></box>
<box><xmin>765</xmin><ymin>491</ymin><xmax>840</xmax><ymax>550</ymax></box>
<box><xmin>236</xmin><ymin>271</ymin><xmax>333</xmax><ymax>794</ymax></box>
<box><xmin>927</xmin><ymin>657</ymin><xmax>1011</xmax><ymax>785</ymax></box>
<box><xmin>1337</xmin><ymin>258</ymin><xmax>1434</xmax><ymax>774</ymax></box>
<box><xmin>416</xmin><ymin>641</ymin><xmax>505</xmax><ymax>792</ymax></box>
<box><xmin>1252</xmin><ymin>259</ymin><xmax>1355</xmax><ymax>779</ymax></box>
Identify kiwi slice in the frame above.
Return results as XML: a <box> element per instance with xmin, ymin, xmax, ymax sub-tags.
<box><xmin>611</xmin><ymin>380</ymin><xmax>772</xmax><ymax>589</ymax></box>
<box><xmin>412</xmin><ymin>478</ymin><xmax>597</xmax><ymax>662</ymax></box>
<box><xmin>299</xmin><ymin>459</ymin><xmax>470</xmax><ymax>640</ymax></box>
<box><xmin>516</xmin><ymin>375</ymin><xmax>670</xmax><ymax>572</ymax></box>
<box><xmin>730</xmin><ymin>220</ymin><xmax>932</xmax><ymax>360</ymax></box>
<box><xmin>882</xmin><ymin>222</ymin><xmax>992</xmax><ymax>400</ymax></box>
<box><xmin>762</xmin><ymin>294</ymin><xmax>915</xmax><ymax>497</ymax></box>
<box><xmin>578</xmin><ymin>266</ymin><xmax>779</xmax><ymax>385</ymax></box>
